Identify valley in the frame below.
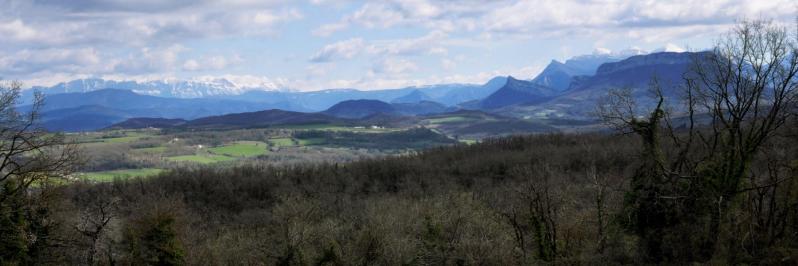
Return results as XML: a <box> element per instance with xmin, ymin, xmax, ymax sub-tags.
<box><xmin>44</xmin><ymin>51</ymin><xmax>701</xmax><ymax>183</ymax></box>
<box><xmin>71</xmin><ymin>124</ymin><xmax>456</xmax><ymax>182</ymax></box>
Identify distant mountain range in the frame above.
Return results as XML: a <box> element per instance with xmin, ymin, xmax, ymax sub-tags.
<box><xmin>494</xmin><ymin>51</ymin><xmax>709</xmax><ymax>119</ymax></box>
<box><xmin>182</xmin><ymin>109</ymin><xmax>342</xmax><ymax>130</ymax></box>
<box><xmin>531</xmin><ymin>52</ymin><xmax>634</xmax><ymax>91</ymax></box>
<box><xmin>26</xmin><ymin>77</ymin><xmax>507</xmax><ymax>111</ymax></box>
<box><xmin>323</xmin><ymin>100</ymin><xmax>397</xmax><ymax>119</ymax></box>
<box><xmin>108</xmin><ymin>108</ymin><xmax>558</xmax><ymax>139</ymax></box>
<box><xmin>27</xmin><ymin>78</ymin><xmax>281</xmax><ymax>99</ymax></box>
<box><xmin>391</xmin><ymin>90</ymin><xmax>432</xmax><ymax>104</ymax></box>
<box><xmin>29</xmin><ymin>89</ymin><xmax>286</xmax><ymax>131</ymax></box>
<box><xmin>322</xmin><ymin>99</ymin><xmax>452</xmax><ymax>119</ymax></box>
<box><xmin>21</xmin><ymin>50</ymin><xmax>708</xmax><ymax>132</ymax></box>
<box><xmin>476</xmin><ymin>76</ymin><xmax>556</xmax><ymax>109</ymax></box>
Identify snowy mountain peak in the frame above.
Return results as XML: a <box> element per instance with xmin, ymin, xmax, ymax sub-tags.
<box><xmin>571</xmin><ymin>47</ymin><xmax>645</xmax><ymax>62</ymax></box>
<box><xmin>31</xmin><ymin>77</ymin><xmax>288</xmax><ymax>98</ymax></box>
<box><xmin>653</xmin><ymin>43</ymin><xmax>687</xmax><ymax>53</ymax></box>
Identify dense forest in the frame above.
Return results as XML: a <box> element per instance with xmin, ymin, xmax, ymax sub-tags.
<box><xmin>1</xmin><ymin>19</ymin><xmax>798</xmax><ymax>265</ymax></box>
<box><xmin>3</xmin><ymin>128</ymin><xmax>796</xmax><ymax>265</ymax></box>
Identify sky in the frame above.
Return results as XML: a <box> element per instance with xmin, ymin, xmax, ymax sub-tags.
<box><xmin>0</xmin><ymin>0</ymin><xmax>796</xmax><ymax>91</ymax></box>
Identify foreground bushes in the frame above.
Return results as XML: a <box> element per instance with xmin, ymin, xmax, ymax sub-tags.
<box><xmin>11</xmin><ymin>131</ymin><xmax>798</xmax><ymax>265</ymax></box>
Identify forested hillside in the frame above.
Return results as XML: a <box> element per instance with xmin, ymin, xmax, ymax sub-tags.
<box><xmin>30</xmin><ymin>128</ymin><xmax>798</xmax><ymax>265</ymax></box>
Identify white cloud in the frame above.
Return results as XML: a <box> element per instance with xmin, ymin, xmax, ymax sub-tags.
<box><xmin>315</xmin><ymin>0</ymin><xmax>796</xmax><ymax>44</ymax></box>
<box><xmin>294</xmin><ymin>63</ymin><xmax>541</xmax><ymax>91</ymax></box>
<box><xmin>312</xmin><ymin>22</ymin><xmax>349</xmax><ymax>37</ymax></box>
<box><xmin>309</xmin><ymin>38</ymin><xmax>366</xmax><ymax>62</ymax></box>
<box><xmin>441</xmin><ymin>58</ymin><xmax>456</xmax><ymax>71</ymax></box>
<box><xmin>305</xmin><ymin>63</ymin><xmax>333</xmax><ymax>78</ymax></box>
<box><xmin>372</xmin><ymin>58</ymin><xmax>419</xmax><ymax>75</ymax></box>
<box><xmin>0</xmin><ymin>1</ymin><xmax>302</xmax><ymax>47</ymax></box>
<box><xmin>0</xmin><ymin>44</ymin><xmax>196</xmax><ymax>84</ymax></box>
<box><xmin>0</xmin><ymin>19</ymin><xmax>38</xmax><ymax>41</ymax></box>
<box><xmin>6</xmin><ymin>0</ymin><xmax>798</xmax><ymax>91</ymax></box>
<box><xmin>367</xmin><ymin>31</ymin><xmax>448</xmax><ymax>56</ymax></box>
<box><xmin>310</xmin><ymin>31</ymin><xmax>448</xmax><ymax>64</ymax></box>
<box><xmin>183</xmin><ymin>55</ymin><xmax>244</xmax><ymax>71</ymax></box>
<box><xmin>0</xmin><ymin>47</ymin><xmax>103</xmax><ymax>75</ymax></box>
<box><xmin>111</xmin><ymin>45</ymin><xmax>186</xmax><ymax>75</ymax></box>
<box><xmin>312</xmin><ymin>0</ymin><xmax>514</xmax><ymax>36</ymax></box>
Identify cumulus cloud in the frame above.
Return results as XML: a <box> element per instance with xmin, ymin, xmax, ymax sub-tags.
<box><xmin>367</xmin><ymin>31</ymin><xmax>448</xmax><ymax>56</ymax></box>
<box><xmin>312</xmin><ymin>0</ymin><xmax>497</xmax><ymax>36</ymax></box>
<box><xmin>441</xmin><ymin>58</ymin><xmax>457</xmax><ymax>71</ymax></box>
<box><xmin>312</xmin><ymin>22</ymin><xmax>349</xmax><ymax>37</ymax></box>
<box><xmin>309</xmin><ymin>38</ymin><xmax>366</xmax><ymax>62</ymax></box>
<box><xmin>4</xmin><ymin>0</ymin><xmax>797</xmax><ymax>91</ymax></box>
<box><xmin>0</xmin><ymin>44</ymin><xmax>191</xmax><ymax>82</ymax></box>
<box><xmin>183</xmin><ymin>55</ymin><xmax>244</xmax><ymax>72</ymax></box>
<box><xmin>310</xmin><ymin>31</ymin><xmax>448</xmax><ymax>63</ymax></box>
<box><xmin>0</xmin><ymin>19</ymin><xmax>38</xmax><ymax>41</ymax></box>
<box><xmin>111</xmin><ymin>45</ymin><xmax>187</xmax><ymax>75</ymax></box>
<box><xmin>0</xmin><ymin>48</ymin><xmax>103</xmax><ymax>75</ymax></box>
<box><xmin>0</xmin><ymin>0</ymin><xmax>302</xmax><ymax>83</ymax></box>
<box><xmin>315</xmin><ymin>0</ymin><xmax>796</xmax><ymax>41</ymax></box>
<box><xmin>0</xmin><ymin>0</ymin><xmax>302</xmax><ymax>47</ymax></box>
<box><xmin>283</xmin><ymin>62</ymin><xmax>542</xmax><ymax>92</ymax></box>
<box><xmin>372</xmin><ymin>58</ymin><xmax>419</xmax><ymax>75</ymax></box>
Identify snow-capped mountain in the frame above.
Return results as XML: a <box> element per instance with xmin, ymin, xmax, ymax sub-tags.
<box><xmin>29</xmin><ymin>77</ymin><xmax>286</xmax><ymax>99</ymax></box>
<box><xmin>652</xmin><ymin>43</ymin><xmax>688</xmax><ymax>53</ymax></box>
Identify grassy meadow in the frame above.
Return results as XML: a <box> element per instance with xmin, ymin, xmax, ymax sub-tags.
<box><xmin>71</xmin><ymin>123</ymin><xmax>459</xmax><ymax>182</ymax></box>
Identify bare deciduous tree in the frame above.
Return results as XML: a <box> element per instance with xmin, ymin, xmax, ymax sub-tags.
<box><xmin>0</xmin><ymin>80</ymin><xmax>82</xmax><ymax>264</ymax></box>
<box><xmin>0</xmin><ymin>81</ymin><xmax>82</xmax><ymax>198</ymax></box>
<box><xmin>598</xmin><ymin>19</ymin><xmax>798</xmax><ymax>262</ymax></box>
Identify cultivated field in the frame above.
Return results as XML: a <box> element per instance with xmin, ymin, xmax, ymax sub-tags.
<box><xmin>71</xmin><ymin>124</ymin><xmax>461</xmax><ymax>182</ymax></box>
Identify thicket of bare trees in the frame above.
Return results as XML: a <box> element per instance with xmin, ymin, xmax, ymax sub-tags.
<box><xmin>0</xmin><ymin>81</ymin><xmax>81</xmax><ymax>264</ymax></box>
<box><xmin>598</xmin><ymin>19</ymin><xmax>798</xmax><ymax>263</ymax></box>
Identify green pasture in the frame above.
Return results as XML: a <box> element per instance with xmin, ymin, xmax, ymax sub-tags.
<box><xmin>133</xmin><ymin>146</ymin><xmax>167</xmax><ymax>153</ymax></box>
<box><xmin>208</xmin><ymin>141</ymin><xmax>268</xmax><ymax>157</ymax></box>
<box><xmin>79</xmin><ymin>168</ymin><xmax>164</xmax><ymax>182</ymax></box>
<box><xmin>425</xmin><ymin>116</ymin><xmax>471</xmax><ymax>124</ymax></box>
<box><xmin>166</xmin><ymin>155</ymin><xmax>235</xmax><ymax>164</ymax></box>
<box><xmin>268</xmin><ymin>138</ymin><xmax>296</xmax><ymax>147</ymax></box>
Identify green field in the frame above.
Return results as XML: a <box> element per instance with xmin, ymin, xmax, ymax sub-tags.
<box><xmin>72</xmin><ymin>126</ymin><xmax>437</xmax><ymax>172</ymax></box>
<box><xmin>102</xmin><ymin>136</ymin><xmax>143</xmax><ymax>143</ymax></box>
<box><xmin>80</xmin><ymin>168</ymin><xmax>164</xmax><ymax>182</ymax></box>
<box><xmin>268</xmin><ymin>138</ymin><xmax>296</xmax><ymax>147</ymax></box>
<box><xmin>296</xmin><ymin>138</ymin><xmax>326</xmax><ymax>146</ymax></box>
<box><xmin>425</xmin><ymin>116</ymin><xmax>472</xmax><ymax>124</ymax></box>
<box><xmin>133</xmin><ymin>146</ymin><xmax>167</xmax><ymax>153</ymax></box>
<box><xmin>274</xmin><ymin>124</ymin><xmax>394</xmax><ymax>133</ymax></box>
<box><xmin>274</xmin><ymin>124</ymin><xmax>348</xmax><ymax>130</ymax></box>
<box><xmin>166</xmin><ymin>155</ymin><xmax>235</xmax><ymax>164</ymax></box>
<box><xmin>208</xmin><ymin>141</ymin><xmax>268</xmax><ymax>157</ymax></box>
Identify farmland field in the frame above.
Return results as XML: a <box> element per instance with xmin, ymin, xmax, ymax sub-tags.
<box><xmin>296</xmin><ymin>138</ymin><xmax>325</xmax><ymax>146</ymax></box>
<box><xmin>268</xmin><ymin>138</ymin><xmax>295</xmax><ymax>147</ymax></box>
<box><xmin>79</xmin><ymin>168</ymin><xmax>164</xmax><ymax>182</ymax></box>
<box><xmin>133</xmin><ymin>146</ymin><xmax>168</xmax><ymax>153</ymax></box>
<box><xmin>70</xmin><ymin>126</ymin><xmax>457</xmax><ymax>182</ymax></box>
<box><xmin>425</xmin><ymin>116</ymin><xmax>472</xmax><ymax>124</ymax></box>
<box><xmin>208</xmin><ymin>141</ymin><xmax>269</xmax><ymax>157</ymax></box>
<box><xmin>166</xmin><ymin>154</ymin><xmax>235</xmax><ymax>164</ymax></box>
